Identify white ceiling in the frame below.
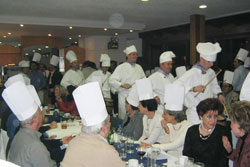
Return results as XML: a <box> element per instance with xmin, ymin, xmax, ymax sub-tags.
<box><xmin>0</xmin><ymin>0</ymin><xmax>250</xmax><ymax>46</ymax></box>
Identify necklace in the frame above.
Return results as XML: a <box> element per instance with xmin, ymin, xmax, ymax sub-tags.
<box><xmin>173</xmin><ymin>124</ymin><xmax>182</xmax><ymax>131</ymax></box>
<box><xmin>199</xmin><ymin>124</ymin><xmax>215</xmax><ymax>140</ymax></box>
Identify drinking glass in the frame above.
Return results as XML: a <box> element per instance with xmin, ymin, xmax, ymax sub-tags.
<box><xmin>151</xmin><ymin>148</ymin><xmax>160</xmax><ymax>167</ymax></box>
<box><xmin>137</xmin><ymin>147</ymin><xmax>146</xmax><ymax>167</ymax></box>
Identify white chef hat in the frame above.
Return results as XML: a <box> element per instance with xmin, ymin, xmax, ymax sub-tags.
<box><xmin>4</xmin><ymin>74</ymin><xmax>27</xmax><ymax>88</ymax></box>
<box><xmin>2</xmin><ymin>81</ymin><xmax>39</xmax><ymax>121</ymax></box>
<box><xmin>0</xmin><ymin>159</ymin><xmax>20</xmax><ymax>167</ymax></box>
<box><xmin>91</xmin><ymin>76</ymin><xmax>102</xmax><ymax>88</ymax></box>
<box><xmin>127</xmin><ymin>85</ymin><xmax>139</xmax><ymax>107</ymax></box>
<box><xmin>73</xmin><ymin>82</ymin><xmax>108</xmax><ymax>126</ymax></box>
<box><xmin>136</xmin><ymin>78</ymin><xmax>153</xmax><ymax>101</ymax></box>
<box><xmin>164</xmin><ymin>83</ymin><xmax>184</xmax><ymax>111</ymax></box>
<box><xmin>66</xmin><ymin>50</ymin><xmax>77</xmax><ymax>63</ymax></box>
<box><xmin>27</xmin><ymin>85</ymin><xmax>42</xmax><ymax>110</ymax></box>
<box><xmin>18</xmin><ymin>60</ymin><xmax>30</xmax><ymax>68</ymax></box>
<box><xmin>100</xmin><ymin>54</ymin><xmax>111</xmax><ymax>67</ymax></box>
<box><xmin>240</xmin><ymin>73</ymin><xmax>250</xmax><ymax>101</ymax></box>
<box><xmin>124</xmin><ymin>45</ymin><xmax>137</xmax><ymax>55</ymax></box>
<box><xmin>50</xmin><ymin>55</ymin><xmax>59</xmax><ymax>66</ymax></box>
<box><xmin>235</xmin><ymin>48</ymin><xmax>249</xmax><ymax>62</ymax></box>
<box><xmin>197</xmin><ymin>42</ymin><xmax>221</xmax><ymax>62</ymax></box>
<box><xmin>32</xmin><ymin>52</ymin><xmax>42</xmax><ymax>63</ymax></box>
<box><xmin>175</xmin><ymin>66</ymin><xmax>186</xmax><ymax>79</ymax></box>
<box><xmin>159</xmin><ymin>51</ymin><xmax>176</xmax><ymax>64</ymax></box>
<box><xmin>244</xmin><ymin>57</ymin><xmax>250</xmax><ymax>68</ymax></box>
<box><xmin>223</xmin><ymin>70</ymin><xmax>234</xmax><ymax>85</ymax></box>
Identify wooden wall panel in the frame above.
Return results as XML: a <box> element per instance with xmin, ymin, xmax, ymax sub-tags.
<box><xmin>0</xmin><ymin>44</ymin><xmax>21</xmax><ymax>65</ymax></box>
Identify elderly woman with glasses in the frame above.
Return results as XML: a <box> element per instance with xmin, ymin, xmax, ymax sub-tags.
<box><xmin>183</xmin><ymin>98</ymin><xmax>232</xmax><ymax>167</ymax></box>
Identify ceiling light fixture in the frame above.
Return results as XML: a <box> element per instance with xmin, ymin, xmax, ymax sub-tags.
<box><xmin>45</xmin><ymin>46</ymin><xmax>49</xmax><ymax>48</ymax></box>
<box><xmin>25</xmin><ymin>53</ymin><xmax>29</xmax><ymax>56</ymax></box>
<box><xmin>69</xmin><ymin>37</ymin><xmax>72</xmax><ymax>40</ymax></box>
<box><xmin>0</xmin><ymin>42</ymin><xmax>2</xmax><ymax>44</ymax></box>
<box><xmin>141</xmin><ymin>0</ymin><xmax>149</xmax><ymax>2</ymax></box>
<box><xmin>74</xmin><ymin>41</ymin><xmax>78</xmax><ymax>44</ymax></box>
<box><xmin>78</xmin><ymin>35</ymin><xmax>82</xmax><ymax>38</ymax></box>
<box><xmin>20</xmin><ymin>24</ymin><xmax>24</xmax><ymax>27</ymax></box>
<box><xmin>115</xmin><ymin>33</ymin><xmax>118</xmax><ymax>36</ymax></box>
<box><xmin>104</xmin><ymin>28</ymin><xmax>108</xmax><ymax>31</ymax></box>
<box><xmin>32</xmin><ymin>50</ymin><xmax>36</xmax><ymax>52</ymax></box>
<box><xmin>199</xmin><ymin>4</ymin><xmax>207</xmax><ymax>9</ymax></box>
<box><xmin>17</xmin><ymin>44</ymin><xmax>21</xmax><ymax>46</ymax></box>
<box><xmin>129</xmin><ymin>30</ymin><xmax>133</xmax><ymax>33</ymax></box>
<box><xmin>48</xmin><ymin>34</ymin><xmax>52</xmax><ymax>37</ymax></box>
<box><xmin>69</xmin><ymin>26</ymin><xmax>73</xmax><ymax>29</ymax></box>
<box><xmin>3</xmin><ymin>36</ymin><xmax>7</xmax><ymax>38</ymax></box>
<box><xmin>8</xmin><ymin>32</ymin><xmax>12</xmax><ymax>35</ymax></box>
<box><xmin>38</xmin><ymin>48</ymin><xmax>41</xmax><ymax>51</ymax></box>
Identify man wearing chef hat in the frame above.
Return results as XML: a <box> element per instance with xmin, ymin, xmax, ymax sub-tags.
<box><xmin>175</xmin><ymin>42</ymin><xmax>225</xmax><ymax>124</ymax></box>
<box><xmin>86</xmin><ymin>54</ymin><xmax>112</xmax><ymax>99</ymax></box>
<box><xmin>148</xmin><ymin>51</ymin><xmax>175</xmax><ymax>106</ymax></box>
<box><xmin>61</xmin><ymin>82</ymin><xmax>125</xmax><ymax>167</ymax></box>
<box><xmin>239</xmin><ymin>72</ymin><xmax>250</xmax><ymax>102</ymax></box>
<box><xmin>222</xmin><ymin>70</ymin><xmax>239</xmax><ymax>111</ymax></box>
<box><xmin>2</xmin><ymin>81</ymin><xmax>56</xmax><ymax>167</ymax></box>
<box><xmin>60</xmin><ymin>50</ymin><xmax>85</xmax><ymax>88</ymax></box>
<box><xmin>232</xmin><ymin>48</ymin><xmax>249</xmax><ymax>93</ymax></box>
<box><xmin>47</xmin><ymin>55</ymin><xmax>63</xmax><ymax>104</ymax></box>
<box><xmin>18</xmin><ymin>60</ymin><xmax>31</xmax><ymax>85</ymax></box>
<box><xmin>109</xmin><ymin>45</ymin><xmax>145</xmax><ymax>120</ymax></box>
<box><xmin>28</xmin><ymin>52</ymin><xmax>46</xmax><ymax>105</ymax></box>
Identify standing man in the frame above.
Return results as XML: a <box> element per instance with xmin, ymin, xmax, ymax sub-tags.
<box><xmin>175</xmin><ymin>42</ymin><xmax>225</xmax><ymax>124</ymax></box>
<box><xmin>86</xmin><ymin>54</ymin><xmax>112</xmax><ymax>99</ymax></box>
<box><xmin>60</xmin><ymin>50</ymin><xmax>85</xmax><ymax>88</ymax></box>
<box><xmin>61</xmin><ymin>82</ymin><xmax>124</xmax><ymax>167</ymax></box>
<box><xmin>28</xmin><ymin>53</ymin><xmax>46</xmax><ymax>105</ymax></box>
<box><xmin>232</xmin><ymin>48</ymin><xmax>249</xmax><ymax>93</ymax></box>
<box><xmin>109</xmin><ymin>45</ymin><xmax>145</xmax><ymax>120</ymax></box>
<box><xmin>149</xmin><ymin>51</ymin><xmax>175</xmax><ymax>105</ymax></box>
<box><xmin>3</xmin><ymin>82</ymin><xmax>56</xmax><ymax>167</ymax></box>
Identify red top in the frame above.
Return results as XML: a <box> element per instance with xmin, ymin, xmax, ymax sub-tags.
<box><xmin>57</xmin><ymin>100</ymin><xmax>79</xmax><ymax>116</ymax></box>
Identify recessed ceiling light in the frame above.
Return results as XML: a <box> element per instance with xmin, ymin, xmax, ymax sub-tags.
<box><xmin>78</xmin><ymin>35</ymin><xmax>82</xmax><ymax>38</ymax></box>
<box><xmin>0</xmin><ymin>42</ymin><xmax>2</xmax><ymax>44</ymax></box>
<box><xmin>3</xmin><ymin>36</ymin><xmax>7</xmax><ymax>38</ymax></box>
<box><xmin>115</xmin><ymin>33</ymin><xmax>118</xmax><ymax>36</ymax></box>
<box><xmin>38</xmin><ymin>48</ymin><xmax>41</xmax><ymax>51</ymax></box>
<box><xmin>48</xmin><ymin>34</ymin><xmax>52</xmax><ymax>37</ymax></box>
<box><xmin>141</xmin><ymin>0</ymin><xmax>149</xmax><ymax>2</ymax></box>
<box><xmin>20</xmin><ymin>24</ymin><xmax>24</xmax><ymax>27</ymax></box>
<box><xmin>74</xmin><ymin>41</ymin><xmax>78</xmax><ymax>44</ymax></box>
<box><xmin>17</xmin><ymin>43</ymin><xmax>21</xmax><ymax>46</ymax></box>
<box><xmin>69</xmin><ymin>37</ymin><xmax>72</xmax><ymax>40</ymax></box>
<box><xmin>8</xmin><ymin>32</ymin><xmax>11</xmax><ymax>35</ymax></box>
<box><xmin>25</xmin><ymin>53</ymin><xmax>29</xmax><ymax>56</ymax></box>
<box><xmin>32</xmin><ymin>50</ymin><xmax>36</xmax><ymax>52</ymax></box>
<box><xmin>45</xmin><ymin>46</ymin><xmax>49</xmax><ymax>48</ymax></box>
<box><xmin>199</xmin><ymin>4</ymin><xmax>207</xmax><ymax>9</ymax></box>
<box><xmin>129</xmin><ymin>30</ymin><xmax>133</xmax><ymax>33</ymax></box>
<box><xmin>104</xmin><ymin>28</ymin><xmax>108</xmax><ymax>31</ymax></box>
<box><xmin>69</xmin><ymin>26</ymin><xmax>73</xmax><ymax>29</ymax></box>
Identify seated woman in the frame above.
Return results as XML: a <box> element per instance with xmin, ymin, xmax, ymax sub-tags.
<box><xmin>223</xmin><ymin>101</ymin><xmax>250</xmax><ymax>167</ymax></box>
<box><xmin>183</xmin><ymin>98</ymin><xmax>232</xmax><ymax>167</ymax></box>
<box><xmin>51</xmin><ymin>85</ymin><xmax>67</xmax><ymax>108</ymax></box>
<box><xmin>146</xmin><ymin>84</ymin><xmax>193</xmax><ymax>157</ymax></box>
<box><xmin>56</xmin><ymin>85</ymin><xmax>78</xmax><ymax>116</ymax></box>
<box><xmin>136</xmin><ymin>78</ymin><xmax>165</xmax><ymax>145</ymax></box>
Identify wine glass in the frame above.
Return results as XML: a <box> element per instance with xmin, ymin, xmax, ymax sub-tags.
<box><xmin>127</xmin><ymin>137</ymin><xmax>134</xmax><ymax>154</ymax></box>
<box><xmin>137</xmin><ymin>147</ymin><xmax>146</xmax><ymax>166</ymax></box>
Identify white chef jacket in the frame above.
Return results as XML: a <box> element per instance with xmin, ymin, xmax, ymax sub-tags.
<box><xmin>86</xmin><ymin>70</ymin><xmax>111</xmax><ymax>98</ymax></box>
<box><xmin>240</xmin><ymin>72</ymin><xmax>250</xmax><ymax>101</ymax></box>
<box><xmin>149</xmin><ymin>70</ymin><xmax>175</xmax><ymax>104</ymax></box>
<box><xmin>60</xmin><ymin>69</ymin><xmax>85</xmax><ymax>88</ymax></box>
<box><xmin>138</xmin><ymin>112</ymin><xmax>165</xmax><ymax>145</ymax></box>
<box><xmin>174</xmin><ymin>66</ymin><xmax>222</xmax><ymax>124</ymax></box>
<box><xmin>152</xmin><ymin>120</ymin><xmax>193</xmax><ymax>157</ymax></box>
<box><xmin>109</xmin><ymin>62</ymin><xmax>145</xmax><ymax>120</ymax></box>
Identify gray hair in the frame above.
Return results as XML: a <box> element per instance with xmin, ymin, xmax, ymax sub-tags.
<box><xmin>20</xmin><ymin>110</ymin><xmax>39</xmax><ymax>127</ymax></box>
<box><xmin>167</xmin><ymin>110</ymin><xmax>186</xmax><ymax>122</ymax></box>
<box><xmin>81</xmin><ymin>116</ymin><xmax>109</xmax><ymax>134</ymax></box>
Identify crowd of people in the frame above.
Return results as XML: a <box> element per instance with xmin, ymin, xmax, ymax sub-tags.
<box><xmin>0</xmin><ymin>42</ymin><xmax>250</xmax><ymax>167</ymax></box>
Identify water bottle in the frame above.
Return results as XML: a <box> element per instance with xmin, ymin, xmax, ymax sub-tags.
<box><xmin>117</xmin><ymin>124</ymin><xmax>123</xmax><ymax>135</ymax></box>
